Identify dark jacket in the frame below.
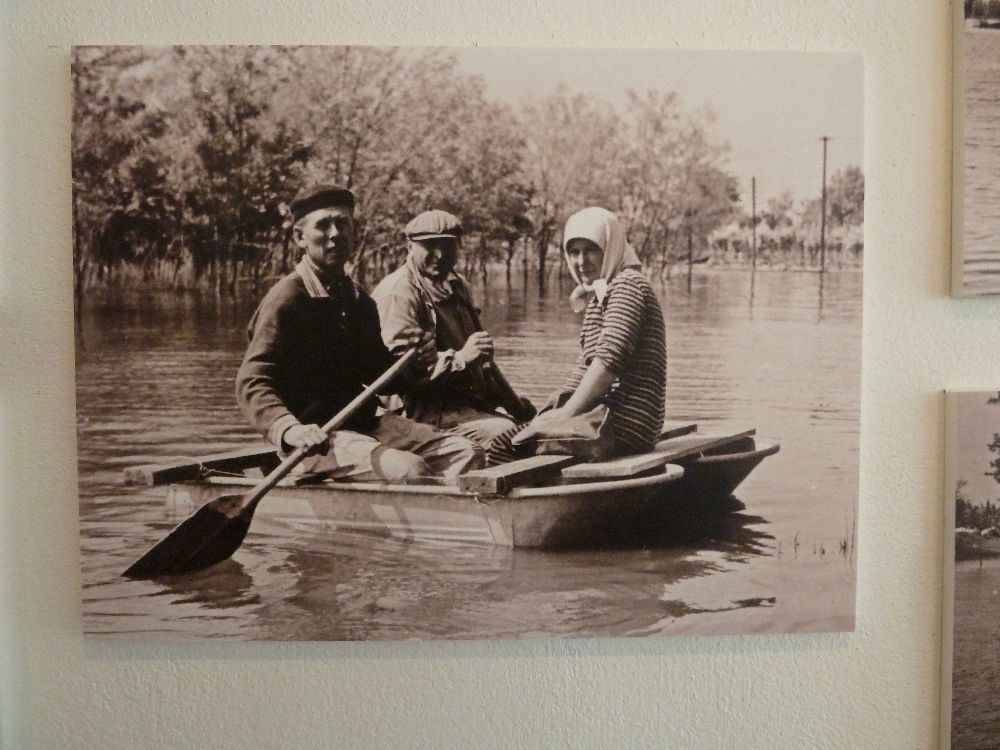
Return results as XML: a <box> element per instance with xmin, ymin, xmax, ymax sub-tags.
<box><xmin>236</xmin><ymin>271</ymin><xmax>398</xmax><ymax>446</ymax></box>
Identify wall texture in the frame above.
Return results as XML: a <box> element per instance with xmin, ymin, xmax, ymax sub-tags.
<box><xmin>1</xmin><ymin>1</ymin><xmax>990</xmax><ymax>747</ymax></box>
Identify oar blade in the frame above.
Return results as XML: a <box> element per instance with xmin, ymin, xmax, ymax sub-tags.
<box><xmin>122</xmin><ymin>493</ymin><xmax>253</xmax><ymax>579</ymax></box>
<box><xmin>122</xmin><ymin>351</ymin><xmax>419</xmax><ymax>580</ymax></box>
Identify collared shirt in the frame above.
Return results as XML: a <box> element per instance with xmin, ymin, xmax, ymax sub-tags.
<box><xmin>295</xmin><ymin>256</ymin><xmax>361</xmax><ymax>302</ymax></box>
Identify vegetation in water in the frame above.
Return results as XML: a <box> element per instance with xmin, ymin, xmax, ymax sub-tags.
<box><xmin>966</xmin><ymin>0</ymin><xmax>1000</xmax><ymax>25</ymax></box>
<box><xmin>72</xmin><ymin>46</ymin><xmax>864</xmax><ymax>303</ymax></box>
<box><xmin>955</xmin><ymin>391</ymin><xmax>1000</xmax><ymax>562</ymax></box>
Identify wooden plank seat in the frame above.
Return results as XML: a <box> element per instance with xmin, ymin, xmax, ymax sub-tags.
<box><xmin>559</xmin><ymin>452</ymin><xmax>673</xmax><ymax>479</ymax></box>
<box><xmin>561</xmin><ymin>426</ymin><xmax>755</xmax><ymax>480</ymax></box>
<box><xmin>659</xmin><ymin>421</ymin><xmax>698</xmax><ymax>440</ymax></box>
<box><xmin>123</xmin><ymin>422</ymin><xmax>700</xmax><ymax>489</ymax></box>
<box><xmin>651</xmin><ymin>426</ymin><xmax>755</xmax><ymax>461</ymax></box>
<box><xmin>457</xmin><ymin>455</ymin><xmax>578</xmax><ymax>494</ymax></box>
<box><xmin>123</xmin><ymin>445</ymin><xmax>278</xmax><ymax>486</ymax></box>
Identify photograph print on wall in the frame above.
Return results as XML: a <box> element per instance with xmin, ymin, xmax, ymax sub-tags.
<box><xmin>943</xmin><ymin>391</ymin><xmax>1000</xmax><ymax>749</ymax></box>
<box><xmin>75</xmin><ymin>45</ymin><xmax>863</xmax><ymax>640</ymax></box>
<box><xmin>953</xmin><ymin>0</ymin><xmax>1000</xmax><ymax>295</ymax></box>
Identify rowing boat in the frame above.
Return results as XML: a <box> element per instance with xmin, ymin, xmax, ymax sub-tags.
<box><xmin>125</xmin><ymin>422</ymin><xmax>778</xmax><ymax>549</ymax></box>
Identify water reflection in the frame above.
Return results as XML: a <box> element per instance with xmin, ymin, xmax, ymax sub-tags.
<box><xmin>78</xmin><ymin>268</ymin><xmax>860</xmax><ymax>639</ymax></box>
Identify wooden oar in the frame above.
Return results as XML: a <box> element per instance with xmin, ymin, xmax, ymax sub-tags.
<box><xmin>122</xmin><ymin>349</ymin><xmax>417</xmax><ymax>579</ymax></box>
<box><xmin>481</xmin><ymin>361</ymin><xmax>535</xmax><ymax>421</ymax></box>
<box><xmin>460</xmin><ymin>294</ymin><xmax>535</xmax><ymax>422</ymax></box>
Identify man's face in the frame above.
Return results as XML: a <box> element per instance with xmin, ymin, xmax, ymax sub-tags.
<box><xmin>294</xmin><ymin>206</ymin><xmax>355</xmax><ymax>277</ymax></box>
<box><xmin>408</xmin><ymin>237</ymin><xmax>459</xmax><ymax>282</ymax></box>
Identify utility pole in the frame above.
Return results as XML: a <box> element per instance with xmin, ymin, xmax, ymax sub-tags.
<box><xmin>686</xmin><ymin>220</ymin><xmax>694</xmax><ymax>294</ymax></box>
<box><xmin>751</xmin><ymin>176</ymin><xmax>757</xmax><ymax>270</ymax></box>
<box><xmin>820</xmin><ymin>136</ymin><xmax>830</xmax><ymax>274</ymax></box>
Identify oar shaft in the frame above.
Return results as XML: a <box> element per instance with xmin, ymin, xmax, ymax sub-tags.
<box><xmin>243</xmin><ymin>349</ymin><xmax>417</xmax><ymax>506</ymax></box>
<box><xmin>481</xmin><ymin>362</ymin><xmax>529</xmax><ymax>420</ymax></box>
<box><xmin>121</xmin><ymin>349</ymin><xmax>418</xmax><ymax>579</ymax></box>
<box><xmin>462</xmin><ymin>298</ymin><xmax>529</xmax><ymax>420</ymax></box>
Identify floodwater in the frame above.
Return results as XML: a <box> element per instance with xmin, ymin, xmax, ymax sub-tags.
<box><xmin>76</xmin><ymin>268</ymin><xmax>860</xmax><ymax>640</ymax></box>
<box><xmin>952</xmin><ymin>559</ymin><xmax>1000</xmax><ymax>749</ymax></box>
<box><xmin>961</xmin><ymin>29</ymin><xmax>1000</xmax><ymax>295</ymax></box>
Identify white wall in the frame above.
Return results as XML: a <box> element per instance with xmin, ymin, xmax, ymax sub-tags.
<box><xmin>0</xmin><ymin>1</ymin><xmax>988</xmax><ymax>747</ymax></box>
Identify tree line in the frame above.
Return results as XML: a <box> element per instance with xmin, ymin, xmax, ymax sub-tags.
<box><xmin>956</xmin><ymin>485</ymin><xmax>1000</xmax><ymax>531</ymax></box>
<box><xmin>966</xmin><ymin>0</ymin><xmax>1000</xmax><ymax>24</ymax></box>
<box><xmin>72</xmin><ymin>46</ymin><xmax>863</xmax><ymax>301</ymax></box>
<box><xmin>953</xmin><ymin>393</ymin><xmax>1000</xmax><ymax>533</ymax></box>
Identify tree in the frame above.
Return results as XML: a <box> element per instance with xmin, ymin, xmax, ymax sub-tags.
<box><xmin>72</xmin><ymin>47</ymin><xmax>172</xmax><ymax>294</ymax></box>
<box><xmin>762</xmin><ymin>192</ymin><xmax>795</xmax><ymax>231</ymax></box>
<box><xmin>272</xmin><ymin>47</ymin><xmax>531</xmax><ymax>283</ymax></box>
<box><xmin>168</xmin><ymin>46</ymin><xmax>309</xmax><ymax>291</ymax></box>
<box><xmin>519</xmin><ymin>87</ymin><xmax>622</xmax><ymax>286</ymax></box>
<box><xmin>73</xmin><ymin>46</ymin><xmax>532</xmax><ymax>290</ymax></box>
<box><xmin>987</xmin><ymin>394</ymin><xmax>1000</xmax><ymax>484</ymax></box>
<box><xmin>71</xmin><ymin>46</ymin><xmax>746</xmax><ymax>296</ymax></box>
<box><xmin>969</xmin><ymin>0</ymin><xmax>1000</xmax><ymax>22</ymax></box>
<box><xmin>615</xmin><ymin>90</ymin><xmax>685</xmax><ymax>272</ymax></box>
<box><xmin>797</xmin><ymin>166</ymin><xmax>865</xmax><ymax>267</ymax></box>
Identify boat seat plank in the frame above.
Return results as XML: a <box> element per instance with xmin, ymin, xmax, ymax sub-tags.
<box><xmin>122</xmin><ymin>424</ymin><xmax>693</xmax><ymax>488</ymax></box>
<box><xmin>659</xmin><ymin>421</ymin><xmax>698</xmax><ymax>440</ymax></box>
<box><xmin>561</xmin><ymin>451</ymin><xmax>672</xmax><ymax>479</ymax></box>
<box><xmin>562</xmin><ymin>427</ymin><xmax>755</xmax><ymax>480</ymax></box>
<box><xmin>458</xmin><ymin>455</ymin><xmax>577</xmax><ymax>494</ymax></box>
<box><xmin>652</xmin><ymin>427</ymin><xmax>756</xmax><ymax>462</ymax></box>
<box><xmin>124</xmin><ymin>446</ymin><xmax>277</xmax><ymax>486</ymax></box>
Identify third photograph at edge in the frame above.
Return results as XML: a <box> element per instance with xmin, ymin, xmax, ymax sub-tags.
<box><xmin>953</xmin><ymin>0</ymin><xmax>1000</xmax><ymax>295</ymax></box>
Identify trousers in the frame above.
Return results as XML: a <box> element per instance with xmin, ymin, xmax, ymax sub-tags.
<box><xmin>295</xmin><ymin>412</ymin><xmax>484</xmax><ymax>482</ymax></box>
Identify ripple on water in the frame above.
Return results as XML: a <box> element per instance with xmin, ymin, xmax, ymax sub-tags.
<box><xmin>79</xmin><ymin>270</ymin><xmax>860</xmax><ymax>640</ymax></box>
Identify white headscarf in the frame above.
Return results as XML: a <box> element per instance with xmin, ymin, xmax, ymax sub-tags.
<box><xmin>563</xmin><ymin>207</ymin><xmax>641</xmax><ymax>313</ymax></box>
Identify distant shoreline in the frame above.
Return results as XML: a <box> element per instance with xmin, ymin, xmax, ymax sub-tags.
<box><xmin>966</xmin><ymin>18</ymin><xmax>1000</xmax><ymax>30</ymax></box>
<box><xmin>956</xmin><ymin>536</ymin><xmax>1000</xmax><ymax>562</ymax></box>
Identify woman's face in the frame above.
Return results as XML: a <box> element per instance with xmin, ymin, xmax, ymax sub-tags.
<box><xmin>566</xmin><ymin>238</ymin><xmax>604</xmax><ymax>284</ymax></box>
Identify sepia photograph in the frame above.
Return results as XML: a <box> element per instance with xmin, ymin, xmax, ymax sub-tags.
<box><xmin>944</xmin><ymin>391</ymin><xmax>1000</xmax><ymax>749</ymax></box>
<box><xmin>953</xmin><ymin>0</ymin><xmax>1000</xmax><ymax>295</ymax></box>
<box><xmin>74</xmin><ymin>45</ymin><xmax>863</xmax><ymax>641</ymax></box>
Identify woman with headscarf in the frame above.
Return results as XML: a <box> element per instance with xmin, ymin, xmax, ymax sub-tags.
<box><xmin>489</xmin><ymin>207</ymin><xmax>667</xmax><ymax>463</ymax></box>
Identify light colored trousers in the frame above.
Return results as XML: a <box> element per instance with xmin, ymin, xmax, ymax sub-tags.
<box><xmin>413</xmin><ymin>405</ymin><xmax>517</xmax><ymax>450</ymax></box>
<box><xmin>295</xmin><ymin>412</ymin><xmax>484</xmax><ymax>482</ymax></box>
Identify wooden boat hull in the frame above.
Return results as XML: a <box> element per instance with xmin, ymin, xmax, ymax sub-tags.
<box><xmin>161</xmin><ymin>440</ymin><xmax>778</xmax><ymax>549</ymax></box>
<box><xmin>646</xmin><ymin>439</ymin><xmax>780</xmax><ymax>541</ymax></box>
<box><xmin>166</xmin><ymin>467</ymin><xmax>683</xmax><ymax>548</ymax></box>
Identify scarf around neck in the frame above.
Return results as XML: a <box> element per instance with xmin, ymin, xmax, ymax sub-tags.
<box><xmin>563</xmin><ymin>207</ymin><xmax>641</xmax><ymax>313</ymax></box>
<box><xmin>406</xmin><ymin>254</ymin><xmax>459</xmax><ymax>304</ymax></box>
<box><xmin>295</xmin><ymin>255</ymin><xmax>358</xmax><ymax>301</ymax></box>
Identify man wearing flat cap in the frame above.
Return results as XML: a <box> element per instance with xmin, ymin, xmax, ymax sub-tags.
<box><xmin>236</xmin><ymin>187</ymin><xmax>484</xmax><ymax>481</ymax></box>
<box><xmin>372</xmin><ymin>209</ymin><xmax>535</xmax><ymax>449</ymax></box>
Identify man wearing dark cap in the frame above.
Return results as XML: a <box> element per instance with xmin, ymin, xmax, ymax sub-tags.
<box><xmin>372</xmin><ymin>209</ymin><xmax>534</xmax><ymax>449</ymax></box>
<box><xmin>236</xmin><ymin>188</ymin><xmax>484</xmax><ymax>481</ymax></box>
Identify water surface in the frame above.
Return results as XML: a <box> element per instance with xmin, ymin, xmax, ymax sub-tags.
<box><xmin>77</xmin><ymin>268</ymin><xmax>860</xmax><ymax>640</ymax></box>
<box><xmin>961</xmin><ymin>29</ymin><xmax>1000</xmax><ymax>295</ymax></box>
<box><xmin>952</xmin><ymin>559</ymin><xmax>1000</xmax><ymax>749</ymax></box>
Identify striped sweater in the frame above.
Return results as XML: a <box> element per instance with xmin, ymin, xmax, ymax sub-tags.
<box><xmin>562</xmin><ymin>267</ymin><xmax>666</xmax><ymax>454</ymax></box>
